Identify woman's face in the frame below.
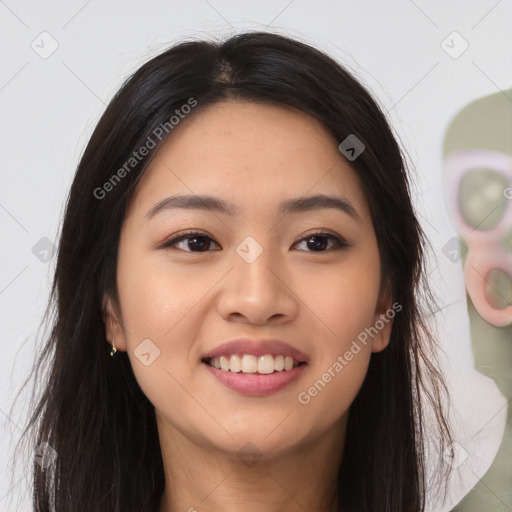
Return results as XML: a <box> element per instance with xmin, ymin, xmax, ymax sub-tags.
<box><xmin>104</xmin><ymin>100</ymin><xmax>393</xmax><ymax>458</ymax></box>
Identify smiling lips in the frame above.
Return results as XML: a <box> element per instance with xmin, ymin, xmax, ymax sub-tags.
<box><xmin>201</xmin><ymin>338</ymin><xmax>309</xmax><ymax>396</ymax></box>
<box><xmin>206</xmin><ymin>353</ymin><xmax>301</xmax><ymax>374</ymax></box>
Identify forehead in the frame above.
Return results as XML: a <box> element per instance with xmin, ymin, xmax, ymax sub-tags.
<box><xmin>127</xmin><ymin>100</ymin><xmax>371</xmax><ymax>223</ymax></box>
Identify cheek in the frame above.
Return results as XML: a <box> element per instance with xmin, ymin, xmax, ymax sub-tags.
<box><xmin>297</xmin><ymin>345</ymin><xmax>371</xmax><ymax>431</ymax></box>
<box><xmin>116</xmin><ymin>241</ymin><xmax>208</xmax><ymax>344</ymax></box>
<box><xmin>295</xmin><ymin>248</ymin><xmax>380</xmax><ymax>420</ymax></box>
<box><xmin>304</xmin><ymin>249</ymin><xmax>381</xmax><ymax>355</ymax></box>
<box><xmin>115</xmin><ymin>244</ymin><xmax>204</xmax><ymax>392</ymax></box>
<box><xmin>298</xmin><ymin>279</ymin><xmax>375</xmax><ymax>417</ymax></box>
<box><xmin>296</xmin><ymin>281</ymin><xmax>375</xmax><ymax>430</ymax></box>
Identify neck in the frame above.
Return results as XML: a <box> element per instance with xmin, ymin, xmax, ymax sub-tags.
<box><xmin>156</xmin><ymin>414</ymin><xmax>346</xmax><ymax>512</ymax></box>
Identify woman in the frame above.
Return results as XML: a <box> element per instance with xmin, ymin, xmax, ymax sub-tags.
<box><xmin>18</xmin><ymin>31</ymin><xmax>453</xmax><ymax>511</ymax></box>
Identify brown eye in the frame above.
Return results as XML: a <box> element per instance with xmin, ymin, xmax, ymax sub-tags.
<box><xmin>161</xmin><ymin>231</ymin><xmax>221</xmax><ymax>252</ymax></box>
<box><xmin>293</xmin><ymin>232</ymin><xmax>348</xmax><ymax>252</ymax></box>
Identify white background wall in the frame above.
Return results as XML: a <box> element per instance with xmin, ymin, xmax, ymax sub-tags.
<box><xmin>1</xmin><ymin>1</ymin><xmax>510</xmax><ymax>510</ymax></box>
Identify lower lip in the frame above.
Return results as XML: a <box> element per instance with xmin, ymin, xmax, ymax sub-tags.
<box><xmin>203</xmin><ymin>362</ymin><xmax>307</xmax><ymax>396</ymax></box>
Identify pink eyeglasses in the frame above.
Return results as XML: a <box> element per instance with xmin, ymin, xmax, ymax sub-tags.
<box><xmin>444</xmin><ymin>149</ymin><xmax>512</xmax><ymax>327</ymax></box>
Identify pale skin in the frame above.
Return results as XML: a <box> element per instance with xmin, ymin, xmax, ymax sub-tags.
<box><xmin>103</xmin><ymin>100</ymin><xmax>393</xmax><ymax>512</ymax></box>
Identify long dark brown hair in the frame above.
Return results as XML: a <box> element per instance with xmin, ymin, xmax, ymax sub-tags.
<box><xmin>10</xmin><ymin>31</ymin><xmax>453</xmax><ymax>512</ymax></box>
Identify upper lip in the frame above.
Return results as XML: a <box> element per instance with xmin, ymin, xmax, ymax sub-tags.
<box><xmin>201</xmin><ymin>338</ymin><xmax>310</xmax><ymax>363</ymax></box>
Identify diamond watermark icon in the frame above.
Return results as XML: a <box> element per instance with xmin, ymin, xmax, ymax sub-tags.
<box><xmin>34</xmin><ymin>442</ymin><xmax>58</xmax><ymax>469</ymax></box>
<box><xmin>32</xmin><ymin>236</ymin><xmax>56</xmax><ymax>263</ymax></box>
<box><xmin>31</xmin><ymin>31</ymin><xmax>59</xmax><ymax>59</ymax></box>
<box><xmin>441</xmin><ymin>31</ymin><xmax>469</xmax><ymax>59</ymax></box>
<box><xmin>134</xmin><ymin>338</ymin><xmax>161</xmax><ymax>366</ymax></box>
<box><xmin>338</xmin><ymin>134</ymin><xmax>365</xmax><ymax>161</ymax></box>
<box><xmin>443</xmin><ymin>441</ymin><xmax>469</xmax><ymax>469</ymax></box>
<box><xmin>237</xmin><ymin>442</ymin><xmax>262</xmax><ymax>467</ymax></box>
<box><xmin>236</xmin><ymin>236</ymin><xmax>263</xmax><ymax>264</ymax></box>
<box><xmin>442</xmin><ymin>236</ymin><xmax>468</xmax><ymax>263</ymax></box>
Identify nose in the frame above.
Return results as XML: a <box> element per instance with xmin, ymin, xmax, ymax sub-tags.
<box><xmin>215</xmin><ymin>240</ymin><xmax>299</xmax><ymax>326</ymax></box>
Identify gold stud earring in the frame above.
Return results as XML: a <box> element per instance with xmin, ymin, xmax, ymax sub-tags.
<box><xmin>110</xmin><ymin>338</ymin><xmax>117</xmax><ymax>357</ymax></box>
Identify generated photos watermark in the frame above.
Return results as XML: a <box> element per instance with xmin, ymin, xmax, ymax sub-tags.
<box><xmin>297</xmin><ymin>301</ymin><xmax>402</xmax><ymax>405</ymax></box>
<box><xmin>93</xmin><ymin>97</ymin><xmax>198</xmax><ymax>200</ymax></box>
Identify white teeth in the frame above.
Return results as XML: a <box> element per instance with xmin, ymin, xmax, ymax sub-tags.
<box><xmin>220</xmin><ymin>356</ymin><xmax>230</xmax><ymax>371</ymax></box>
<box><xmin>229</xmin><ymin>354</ymin><xmax>242</xmax><ymax>373</ymax></box>
<box><xmin>258</xmin><ymin>355</ymin><xmax>275</xmax><ymax>374</ymax></box>
<box><xmin>241</xmin><ymin>354</ymin><xmax>258</xmax><ymax>373</ymax></box>
<box><xmin>208</xmin><ymin>354</ymin><xmax>302</xmax><ymax>373</ymax></box>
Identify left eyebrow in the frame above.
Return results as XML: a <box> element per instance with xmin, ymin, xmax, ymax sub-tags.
<box><xmin>144</xmin><ymin>193</ymin><xmax>361</xmax><ymax>222</ymax></box>
<box><xmin>279</xmin><ymin>194</ymin><xmax>361</xmax><ymax>221</ymax></box>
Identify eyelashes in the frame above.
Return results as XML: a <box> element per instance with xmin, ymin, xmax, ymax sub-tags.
<box><xmin>159</xmin><ymin>230</ymin><xmax>349</xmax><ymax>253</ymax></box>
<box><xmin>161</xmin><ymin>231</ymin><xmax>220</xmax><ymax>252</ymax></box>
<box><xmin>293</xmin><ymin>231</ymin><xmax>349</xmax><ymax>252</ymax></box>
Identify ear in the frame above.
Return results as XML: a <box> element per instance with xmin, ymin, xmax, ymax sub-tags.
<box><xmin>102</xmin><ymin>294</ymin><xmax>128</xmax><ymax>352</ymax></box>
<box><xmin>370</xmin><ymin>282</ymin><xmax>396</xmax><ymax>354</ymax></box>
